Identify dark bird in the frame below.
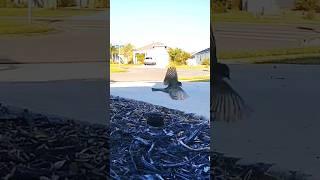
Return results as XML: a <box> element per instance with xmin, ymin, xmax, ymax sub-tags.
<box><xmin>151</xmin><ymin>67</ymin><xmax>189</xmax><ymax>100</ymax></box>
<box><xmin>211</xmin><ymin>27</ymin><xmax>251</xmax><ymax>122</ymax></box>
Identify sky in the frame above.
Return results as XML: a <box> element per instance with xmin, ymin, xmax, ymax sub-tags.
<box><xmin>110</xmin><ymin>0</ymin><xmax>210</xmax><ymax>53</ymax></box>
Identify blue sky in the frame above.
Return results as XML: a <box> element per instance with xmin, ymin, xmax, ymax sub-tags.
<box><xmin>110</xmin><ymin>0</ymin><xmax>210</xmax><ymax>53</ymax></box>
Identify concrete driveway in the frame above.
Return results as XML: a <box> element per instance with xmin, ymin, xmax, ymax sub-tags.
<box><xmin>110</xmin><ymin>81</ymin><xmax>210</xmax><ymax>119</ymax></box>
<box><xmin>213</xmin><ymin>64</ymin><xmax>320</xmax><ymax>179</ymax></box>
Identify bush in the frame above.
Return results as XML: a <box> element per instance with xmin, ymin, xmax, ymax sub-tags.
<box><xmin>295</xmin><ymin>0</ymin><xmax>319</xmax><ymax>11</ymax></box>
<box><xmin>58</xmin><ymin>0</ymin><xmax>75</xmax><ymax>7</ymax></box>
<box><xmin>95</xmin><ymin>0</ymin><xmax>107</xmax><ymax>8</ymax></box>
<box><xmin>213</xmin><ymin>1</ymin><xmax>227</xmax><ymax>13</ymax></box>
<box><xmin>168</xmin><ymin>48</ymin><xmax>191</xmax><ymax>65</ymax></box>
<box><xmin>0</xmin><ymin>0</ymin><xmax>6</xmax><ymax>8</ymax></box>
<box><xmin>231</xmin><ymin>0</ymin><xmax>241</xmax><ymax>10</ymax></box>
<box><xmin>201</xmin><ymin>58</ymin><xmax>210</xmax><ymax>65</ymax></box>
<box><xmin>135</xmin><ymin>53</ymin><xmax>145</xmax><ymax>64</ymax></box>
<box><xmin>305</xmin><ymin>9</ymin><xmax>316</xmax><ymax>19</ymax></box>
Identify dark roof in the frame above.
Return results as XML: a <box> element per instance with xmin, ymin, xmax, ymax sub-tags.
<box><xmin>135</xmin><ymin>42</ymin><xmax>168</xmax><ymax>51</ymax></box>
<box><xmin>192</xmin><ymin>48</ymin><xmax>209</xmax><ymax>56</ymax></box>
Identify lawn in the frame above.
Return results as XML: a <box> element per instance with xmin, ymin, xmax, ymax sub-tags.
<box><xmin>219</xmin><ymin>46</ymin><xmax>320</xmax><ymax>64</ymax></box>
<box><xmin>213</xmin><ymin>10</ymin><xmax>320</xmax><ymax>25</ymax></box>
<box><xmin>219</xmin><ymin>46</ymin><xmax>320</xmax><ymax>60</ymax></box>
<box><xmin>0</xmin><ymin>8</ymin><xmax>97</xmax><ymax>18</ymax></box>
<box><xmin>179</xmin><ymin>75</ymin><xmax>210</xmax><ymax>82</ymax></box>
<box><xmin>253</xmin><ymin>55</ymin><xmax>320</xmax><ymax>64</ymax></box>
<box><xmin>0</xmin><ymin>20</ymin><xmax>53</xmax><ymax>35</ymax></box>
<box><xmin>175</xmin><ymin>65</ymin><xmax>210</xmax><ymax>71</ymax></box>
<box><xmin>110</xmin><ymin>64</ymin><xmax>128</xmax><ymax>73</ymax></box>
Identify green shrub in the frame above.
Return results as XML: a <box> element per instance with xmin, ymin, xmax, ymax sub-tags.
<box><xmin>0</xmin><ymin>0</ymin><xmax>6</xmax><ymax>8</ymax></box>
<box><xmin>58</xmin><ymin>0</ymin><xmax>75</xmax><ymax>7</ymax></box>
<box><xmin>305</xmin><ymin>9</ymin><xmax>316</xmax><ymax>19</ymax></box>
<box><xmin>168</xmin><ymin>48</ymin><xmax>191</xmax><ymax>65</ymax></box>
<box><xmin>213</xmin><ymin>1</ymin><xmax>227</xmax><ymax>13</ymax></box>
<box><xmin>201</xmin><ymin>58</ymin><xmax>210</xmax><ymax>65</ymax></box>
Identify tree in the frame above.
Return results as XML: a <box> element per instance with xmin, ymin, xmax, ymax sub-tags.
<box><xmin>168</xmin><ymin>48</ymin><xmax>191</xmax><ymax>65</ymax></box>
<box><xmin>295</xmin><ymin>0</ymin><xmax>319</xmax><ymax>19</ymax></box>
<box><xmin>110</xmin><ymin>44</ymin><xmax>118</xmax><ymax>62</ymax></box>
<box><xmin>120</xmin><ymin>43</ymin><xmax>134</xmax><ymax>64</ymax></box>
<box><xmin>135</xmin><ymin>53</ymin><xmax>145</xmax><ymax>64</ymax></box>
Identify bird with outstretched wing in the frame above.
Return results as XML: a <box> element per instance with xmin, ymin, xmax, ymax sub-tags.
<box><xmin>211</xmin><ymin>27</ymin><xmax>252</xmax><ymax>122</ymax></box>
<box><xmin>152</xmin><ymin>67</ymin><xmax>189</xmax><ymax>100</ymax></box>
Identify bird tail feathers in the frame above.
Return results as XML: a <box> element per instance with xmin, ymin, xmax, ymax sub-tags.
<box><xmin>151</xmin><ymin>88</ymin><xmax>165</xmax><ymax>92</ymax></box>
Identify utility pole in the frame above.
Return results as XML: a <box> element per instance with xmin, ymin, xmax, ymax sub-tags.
<box><xmin>28</xmin><ymin>0</ymin><xmax>32</xmax><ymax>24</ymax></box>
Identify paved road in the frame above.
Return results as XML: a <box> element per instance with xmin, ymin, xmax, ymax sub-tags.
<box><xmin>0</xmin><ymin>11</ymin><xmax>108</xmax><ymax>64</ymax></box>
<box><xmin>215</xmin><ymin>23</ymin><xmax>320</xmax><ymax>51</ymax></box>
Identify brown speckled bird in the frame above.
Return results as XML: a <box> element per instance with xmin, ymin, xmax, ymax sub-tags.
<box><xmin>211</xmin><ymin>27</ymin><xmax>251</xmax><ymax>122</ymax></box>
<box><xmin>151</xmin><ymin>67</ymin><xmax>189</xmax><ymax>100</ymax></box>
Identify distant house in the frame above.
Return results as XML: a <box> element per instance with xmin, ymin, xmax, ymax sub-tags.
<box><xmin>276</xmin><ymin>0</ymin><xmax>296</xmax><ymax>9</ymax></box>
<box><xmin>186</xmin><ymin>48</ymin><xmax>209</xmax><ymax>66</ymax></box>
<box><xmin>10</xmin><ymin>0</ymin><xmax>57</xmax><ymax>8</ymax></box>
<box><xmin>9</xmin><ymin>0</ymin><xmax>98</xmax><ymax>8</ymax></box>
<box><xmin>133</xmin><ymin>42</ymin><xmax>170</xmax><ymax>68</ymax></box>
<box><xmin>242</xmin><ymin>0</ymin><xmax>280</xmax><ymax>15</ymax></box>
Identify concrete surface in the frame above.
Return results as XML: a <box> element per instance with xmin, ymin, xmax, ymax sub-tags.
<box><xmin>0</xmin><ymin>80</ymin><xmax>107</xmax><ymax>125</ymax></box>
<box><xmin>110</xmin><ymin>82</ymin><xmax>210</xmax><ymax>119</ymax></box>
<box><xmin>213</xmin><ymin>64</ymin><xmax>320</xmax><ymax>179</ymax></box>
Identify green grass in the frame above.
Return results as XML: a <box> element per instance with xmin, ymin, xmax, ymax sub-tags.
<box><xmin>219</xmin><ymin>46</ymin><xmax>320</xmax><ymax>60</ymax></box>
<box><xmin>110</xmin><ymin>64</ymin><xmax>128</xmax><ymax>73</ymax></box>
<box><xmin>253</xmin><ymin>55</ymin><xmax>320</xmax><ymax>64</ymax></box>
<box><xmin>0</xmin><ymin>20</ymin><xmax>53</xmax><ymax>35</ymax></box>
<box><xmin>0</xmin><ymin>8</ymin><xmax>97</xmax><ymax>18</ymax></box>
<box><xmin>175</xmin><ymin>65</ymin><xmax>210</xmax><ymax>71</ymax></box>
<box><xmin>179</xmin><ymin>75</ymin><xmax>210</xmax><ymax>82</ymax></box>
<box><xmin>213</xmin><ymin>10</ymin><xmax>320</xmax><ymax>24</ymax></box>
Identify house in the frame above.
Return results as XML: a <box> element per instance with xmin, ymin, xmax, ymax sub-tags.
<box><xmin>8</xmin><ymin>0</ymin><xmax>99</xmax><ymax>8</ymax></box>
<box><xmin>133</xmin><ymin>42</ymin><xmax>170</xmax><ymax>68</ymax></box>
<box><xmin>276</xmin><ymin>0</ymin><xmax>296</xmax><ymax>9</ymax></box>
<box><xmin>10</xmin><ymin>0</ymin><xmax>57</xmax><ymax>8</ymax></box>
<box><xmin>186</xmin><ymin>48</ymin><xmax>209</xmax><ymax>66</ymax></box>
<box><xmin>242</xmin><ymin>0</ymin><xmax>280</xmax><ymax>15</ymax></box>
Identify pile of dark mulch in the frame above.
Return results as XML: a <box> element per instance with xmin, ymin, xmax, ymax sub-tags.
<box><xmin>0</xmin><ymin>103</ymin><xmax>108</xmax><ymax>179</ymax></box>
<box><xmin>110</xmin><ymin>96</ymin><xmax>210</xmax><ymax>179</ymax></box>
<box><xmin>211</xmin><ymin>152</ymin><xmax>311</xmax><ymax>180</ymax></box>
<box><xmin>110</xmin><ymin>96</ymin><xmax>311</xmax><ymax>180</ymax></box>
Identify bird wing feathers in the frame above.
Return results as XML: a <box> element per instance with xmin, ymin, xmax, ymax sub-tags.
<box><xmin>164</xmin><ymin>67</ymin><xmax>179</xmax><ymax>86</ymax></box>
<box><xmin>168</xmin><ymin>87</ymin><xmax>189</xmax><ymax>100</ymax></box>
<box><xmin>212</xmin><ymin>80</ymin><xmax>251</xmax><ymax>122</ymax></box>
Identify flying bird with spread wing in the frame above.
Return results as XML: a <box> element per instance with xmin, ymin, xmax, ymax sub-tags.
<box><xmin>151</xmin><ymin>67</ymin><xmax>189</xmax><ymax>100</ymax></box>
<box><xmin>211</xmin><ymin>27</ymin><xmax>251</xmax><ymax>122</ymax></box>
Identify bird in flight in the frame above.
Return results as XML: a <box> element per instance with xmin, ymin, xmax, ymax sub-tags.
<box><xmin>151</xmin><ymin>67</ymin><xmax>189</xmax><ymax>100</ymax></box>
<box><xmin>211</xmin><ymin>27</ymin><xmax>251</xmax><ymax>122</ymax></box>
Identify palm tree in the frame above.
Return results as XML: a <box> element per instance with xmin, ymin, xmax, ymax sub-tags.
<box><xmin>110</xmin><ymin>45</ymin><xmax>118</xmax><ymax>63</ymax></box>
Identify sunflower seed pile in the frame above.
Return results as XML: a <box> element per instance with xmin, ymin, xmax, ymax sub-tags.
<box><xmin>0</xmin><ymin>103</ymin><xmax>108</xmax><ymax>179</ymax></box>
<box><xmin>110</xmin><ymin>96</ymin><xmax>210</xmax><ymax>179</ymax></box>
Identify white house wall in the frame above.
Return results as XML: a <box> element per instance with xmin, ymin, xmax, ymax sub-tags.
<box><xmin>243</xmin><ymin>0</ymin><xmax>280</xmax><ymax>15</ymax></box>
<box><xmin>146</xmin><ymin>47</ymin><xmax>169</xmax><ymax>68</ymax></box>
